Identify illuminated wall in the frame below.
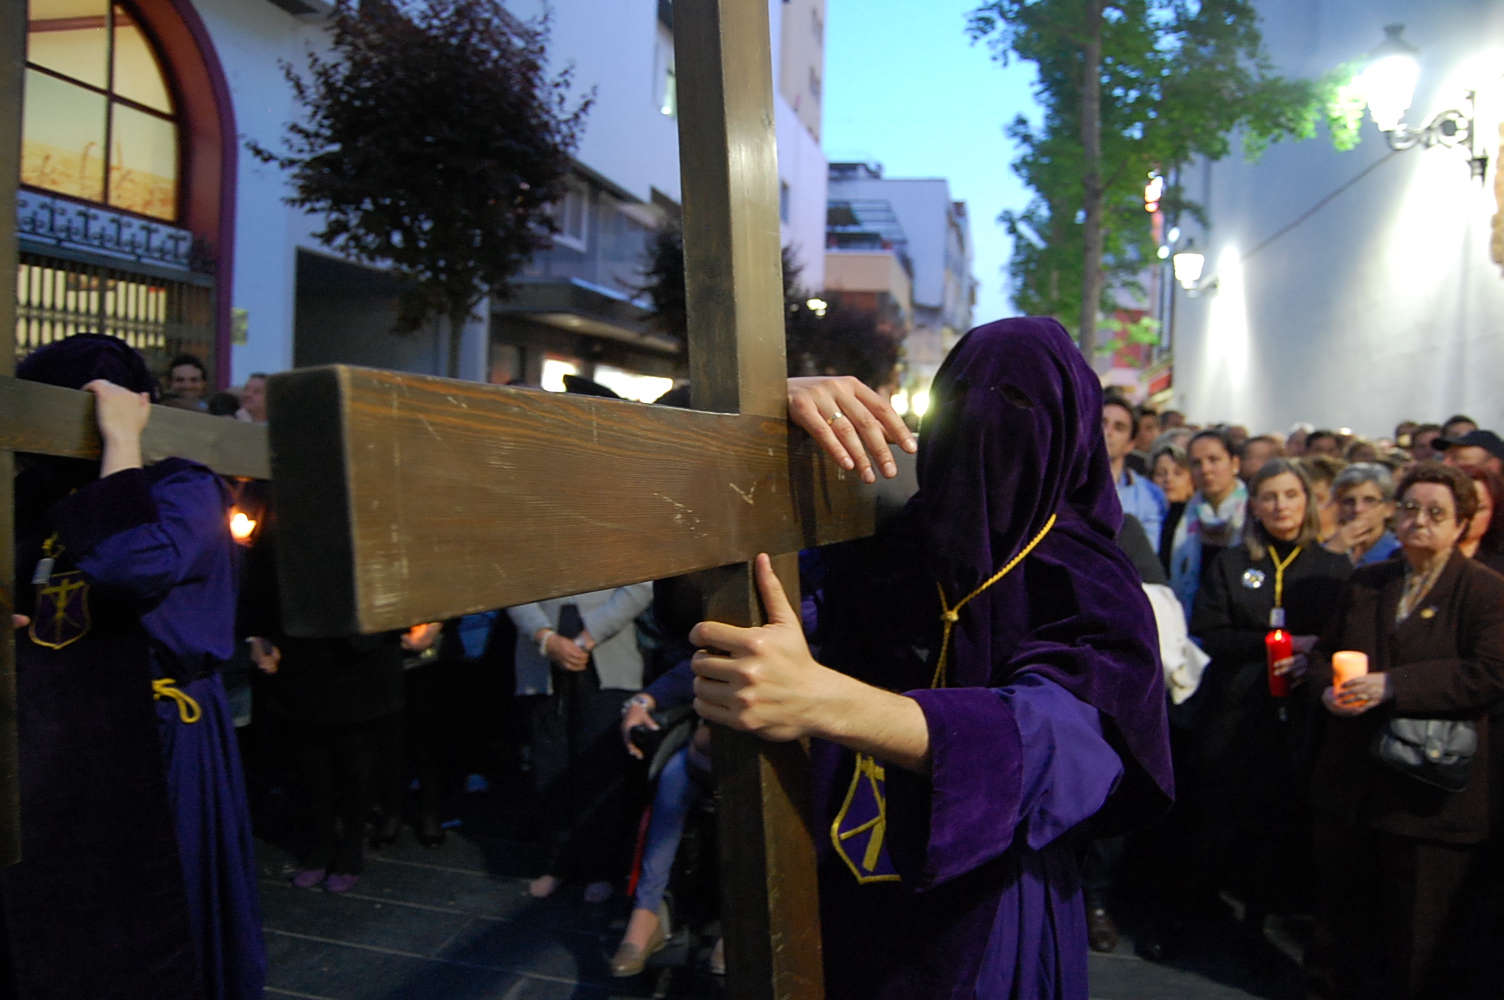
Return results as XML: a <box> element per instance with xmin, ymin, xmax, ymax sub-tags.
<box><xmin>1172</xmin><ymin>0</ymin><xmax>1504</xmax><ymax>438</ymax></box>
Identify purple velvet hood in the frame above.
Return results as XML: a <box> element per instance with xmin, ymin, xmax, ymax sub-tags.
<box><xmin>17</xmin><ymin>333</ymin><xmax>160</xmax><ymax>399</ymax></box>
<box><xmin>913</xmin><ymin>316</ymin><xmax>1173</xmax><ymax>815</ymax></box>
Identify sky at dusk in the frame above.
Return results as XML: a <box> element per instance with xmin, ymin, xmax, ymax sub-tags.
<box><xmin>822</xmin><ymin>0</ymin><xmax>1040</xmax><ymax>326</ymax></box>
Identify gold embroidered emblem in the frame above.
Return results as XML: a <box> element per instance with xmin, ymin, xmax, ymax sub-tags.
<box><xmin>29</xmin><ymin>571</ymin><xmax>90</xmax><ymax>650</ymax></box>
<box><xmin>1420</xmin><ymin>606</ymin><xmax>1437</xmax><ymax>620</ymax></box>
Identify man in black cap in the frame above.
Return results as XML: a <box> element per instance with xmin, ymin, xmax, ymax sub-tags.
<box><xmin>1439</xmin><ymin>429</ymin><xmax>1504</xmax><ymax>475</ymax></box>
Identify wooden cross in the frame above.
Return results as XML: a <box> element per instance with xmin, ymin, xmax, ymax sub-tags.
<box><xmin>0</xmin><ymin>3</ymin><xmax>897</xmax><ymax>997</ymax></box>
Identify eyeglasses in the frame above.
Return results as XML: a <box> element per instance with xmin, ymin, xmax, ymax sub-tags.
<box><xmin>1396</xmin><ymin>500</ymin><xmax>1454</xmax><ymax>525</ymax></box>
<box><xmin>1338</xmin><ymin>494</ymin><xmax>1388</xmax><ymax>510</ymax></box>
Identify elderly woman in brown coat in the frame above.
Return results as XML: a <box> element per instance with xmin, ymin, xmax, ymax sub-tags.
<box><xmin>1306</xmin><ymin>462</ymin><xmax>1504</xmax><ymax>1000</ymax></box>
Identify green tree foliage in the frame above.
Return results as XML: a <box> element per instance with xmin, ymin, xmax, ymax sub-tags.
<box><xmin>250</xmin><ymin>0</ymin><xmax>590</xmax><ymax>377</ymax></box>
<box><xmin>967</xmin><ymin>0</ymin><xmax>1362</xmax><ymax>358</ymax></box>
<box><xmin>642</xmin><ymin>227</ymin><xmax>901</xmax><ymax>389</ymax></box>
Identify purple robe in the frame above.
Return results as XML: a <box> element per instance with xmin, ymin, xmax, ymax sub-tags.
<box><xmin>811</xmin><ymin>318</ymin><xmax>1173</xmax><ymax>999</ymax></box>
<box><xmin>6</xmin><ymin>458</ymin><xmax>265</xmax><ymax>1000</ymax></box>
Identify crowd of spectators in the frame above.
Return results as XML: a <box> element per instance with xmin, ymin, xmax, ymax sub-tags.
<box><xmin>26</xmin><ymin>344</ymin><xmax>1503</xmax><ymax>999</ymax></box>
<box><xmin>1097</xmin><ymin>394</ymin><xmax>1504</xmax><ymax>999</ymax></box>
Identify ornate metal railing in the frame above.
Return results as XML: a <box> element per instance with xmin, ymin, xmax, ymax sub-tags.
<box><xmin>16</xmin><ymin>190</ymin><xmax>202</xmax><ymax>273</ymax></box>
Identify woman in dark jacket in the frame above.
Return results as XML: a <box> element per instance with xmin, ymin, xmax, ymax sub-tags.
<box><xmin>1306</xmin><ymin>462</ymin><xmax>1504</xmax><ymax>1000</ymax></box>
<box><xmin>1190</xmin><ymin>458</ymin><xmax>1351</xmax><ymax>966</ymax></box>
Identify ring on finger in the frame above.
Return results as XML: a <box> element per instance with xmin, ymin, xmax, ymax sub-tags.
<box><xmin>827</xmin><ymin>411</ymin><xmax>847</xmax><ymax>425</ymax></box>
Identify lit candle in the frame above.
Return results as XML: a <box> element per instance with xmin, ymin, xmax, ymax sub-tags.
<box><xmin>229</xmin><ymin>510</ymin><xmax>257</xmax><ymax>544</ymax></box>
<box><xmin>1332</xmin><ymin>650</ymin><xmax>1369</xmax><ymax>688</ymax></box>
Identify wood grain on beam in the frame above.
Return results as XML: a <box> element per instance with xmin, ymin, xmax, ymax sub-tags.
<box><xmin>673</xmin><ymin>0</ymin><xmax>826</xmax><ymax>992</ymax></box>
<box><xmin>265</xmin><ymin>365</ymin><xmax>877</xmax><ymax>638</ymax></box>
<box><xmin>0</xmin><ymin>376</ymin><xmax>270</xmax><ymax>480</ymax></box>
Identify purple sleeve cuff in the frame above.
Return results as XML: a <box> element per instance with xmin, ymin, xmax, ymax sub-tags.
<box><xmin>48</xmin><ymin>468</ymin><xmax>159</xmax><ymax>556</ymax></box>
<box><xmin>884</xmin><ymin>687</ymin><xmax>1023</xmax><ymax>890</ymax></box>
<box><xmin>646</xmin><ymin>657</ymin><xmax>697</xmax><ymax>708</ymax></box>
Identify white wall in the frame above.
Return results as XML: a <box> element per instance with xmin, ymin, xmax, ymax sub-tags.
<box><xmin>1173</xmin><ymin>0</ymin><xmax>1504</xmax><ymax>438</ymax></box>
<box><xmin>512</xmin><ymin>0</ymin><xmax>682</xmax><ymax>206</ymax></box>
<box><xmin>193</xmin><ymin>0</ymin><xmax>328</xmax><ymax>383</ymax></box>
<box><xmin>198</xmin><ymin>0</ymin><xmax>821</xmax><ymax>381</ymax></box>
<box><xmin>771</xmin><ymin>0</ymin><xmax>829</xmax><ymax>290</ymax></box>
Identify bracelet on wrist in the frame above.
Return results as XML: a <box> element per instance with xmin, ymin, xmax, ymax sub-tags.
<box><xmin>620</xmin><ymin>693</ymin><xmax>653</xmax><ymax>717</ymax></box>
<box><xmin>536</xmin><ymin>629</ymin><xmax>554</xmax><ymax>658</ymax></box>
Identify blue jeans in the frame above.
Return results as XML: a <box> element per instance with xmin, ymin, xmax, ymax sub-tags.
<box><xmin>635</xmin><ymin>745</ymin><xmax>708</xmax><ymax>914</ymax></box>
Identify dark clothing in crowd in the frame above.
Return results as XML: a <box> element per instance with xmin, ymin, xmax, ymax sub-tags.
<box><xmin>1191</xmin><ymin>541</ymin><xmax>1350</xmax><ymax>914</ymax></box>
<box><xmin>1159</xmin><ymin>501</ymin><xmax>1187</xmax><ymax>574</ymax></box>
<box><xmin>241</xmin><ymin>511</ymin><xmax>405</xmax><ymax>877</ymax></box>
<box><xmin>271</xmin><ymin>635</ymin><xmax>405</xmax><ymax>876</ymax></box>
<box><xmin>525</xmin><ymin>664</ymin><xmax>632</xmax><ymax>883</ymax></box>
<box><xmin>1307</xmin><ymin>552</ymin><xmax>1504</xmax><ymax>999</ymax></box>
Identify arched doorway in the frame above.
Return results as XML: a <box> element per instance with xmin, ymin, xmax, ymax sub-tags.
<box><xmin>16</xmin><ymin>0</ymin><xmax>236</xmax><ymax>387</ymax></box>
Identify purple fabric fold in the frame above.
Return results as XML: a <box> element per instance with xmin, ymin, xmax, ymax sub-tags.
<box><xmin>49</xmin><ymin>466</ymin><xmax>159</xmax><ymax>555</ymax></box>
<box><xmin>888</xmin><ymin>687</ymin><xmax>1023</xmax><ymax>888</ymax></box>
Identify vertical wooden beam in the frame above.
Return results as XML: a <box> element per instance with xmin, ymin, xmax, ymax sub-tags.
<box><xmin>673</xmin><ymin>2</ymin><xmax>825</xmax><ymax>998</ymax></box>
<box><xmin>0</xmin><ymin>0</ymin><xmax>28</xmax><ymax>864</ymax></box>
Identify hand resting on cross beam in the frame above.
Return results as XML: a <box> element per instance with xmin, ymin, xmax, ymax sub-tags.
<box><xmin>689</xmin><ymin>553</ymin><xmax>932</xmax><ymax>775</ymax></box>
<box><xmin>787</xmin><ymin>376</ymin><xmax>917</xmax><ymax>485</ymax></box>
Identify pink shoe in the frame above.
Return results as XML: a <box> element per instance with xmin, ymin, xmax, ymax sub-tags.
<box><xmin>323</xmin><ymin>873</ymin><xmax>361</xmax><ymax>893</ymax></box>
<box><xmin>293</xmin><ymin>869</ymin><xmax>326</xmax><ymax>889</ymax></box>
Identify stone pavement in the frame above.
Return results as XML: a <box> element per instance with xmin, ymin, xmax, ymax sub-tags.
<box><xmin>255</xmin><ymin>783</ymin><xmax>1503</xmax><ymax>1000</ymax></box>
<box><xmin>258</xmin><ymin>825</ymin><xmax>1310</xmax><ymax>1000</ymax></box>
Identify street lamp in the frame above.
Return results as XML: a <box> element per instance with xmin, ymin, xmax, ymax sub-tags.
<box><xmin>1172</xmin><ymin>239</ymin><xmax>1215</xmax><ymax>296</ymax></box>
<box><xmin>1356</xmin><ymin>25</ymin><xmax>1488</xmax><ymax>180</ymax></box>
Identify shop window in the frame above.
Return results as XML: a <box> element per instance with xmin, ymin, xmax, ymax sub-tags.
<box><xmin>22</xmin><ymin>0</ymin><xmax>180</xmax><ymax>221</ymax></box>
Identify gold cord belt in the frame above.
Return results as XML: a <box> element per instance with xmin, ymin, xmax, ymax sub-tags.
<box><xmin>152</xmin><ymin>678</ymin><xmax>202</xmax><ymax>724</ymax></box>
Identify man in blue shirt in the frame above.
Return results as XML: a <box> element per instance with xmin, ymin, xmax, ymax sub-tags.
<box><xmin>1104</xmin><ymin>392</ymin><xmax>1167</xmax><ymax>545</ymax></box>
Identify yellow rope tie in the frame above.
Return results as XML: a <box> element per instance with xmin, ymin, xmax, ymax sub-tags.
<box><xmin>152</xmin><ymin>678</ymin><xmax>202</xmax><ymax>724</ymax></box>
<box><xmin>931</xmin><ymin>513</ymin><xmax>1058</xmax><ymax>689</ymax></box>
<box><xmin>1269</xmin><ymin>545</ymin><xmax>1301</xmax><ymax>610</ymax></box>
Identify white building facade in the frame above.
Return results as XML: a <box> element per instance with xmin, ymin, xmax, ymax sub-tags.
<box><xmin>826</xmin><ymin>163</ymin><xmax>975</xmax><ymax>393</ymax></box>
<box><xmin>1170</xmin><ymin>0</ymin><xmax>1504</xmax><ymax>437</ymax></box>
<box><xmin>17</xmin><ymin>0</ymin><xmax>828</xmax><ymax>395</ymax></box>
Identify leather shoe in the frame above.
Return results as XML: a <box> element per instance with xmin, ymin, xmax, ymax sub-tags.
<box><xmin>1135</xmin><ymin>926</ymin><xmax>1174</xmax><ymax>963</ymax></box>
<box><xmin>609</xmin><ymin>917</ymin><xmax>666</xmax><ymax>977</ymax></box>
<box><xmin>1086</xmin><ymin>899</ymin><xmax>1119</xmax><ymax>953</ymax></box>
<box><xmin>416</xmin><ymin>814</ymin><xmax>446</xmax><ymax>848</ymax></box>
<box><xmin>370</xmin><ymin>813</ymin><xmax>401</xmax><ymax>849</ymax></box>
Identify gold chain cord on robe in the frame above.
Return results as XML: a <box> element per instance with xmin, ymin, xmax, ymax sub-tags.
<box><xmin>831</xmin><ymin>512</ymin><xmax>1057</xmax><ymax>884</ymax></box>
<box><xmin>1269</xmin><ymin>545</ymin><xmax>1301</xmax><ymax>610</ymax></box>
<box><xmin>152</xmin><ymin>678</ymin><xmax>202</xmax><ymax>724</ymax></box>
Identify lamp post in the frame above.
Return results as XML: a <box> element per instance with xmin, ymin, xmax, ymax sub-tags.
<box><xmin>1357</xmin><ymin>24</ymin><xmax>1488</xmax><ymax>180</ymax></box>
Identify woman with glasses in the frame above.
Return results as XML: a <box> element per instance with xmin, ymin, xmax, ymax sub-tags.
<box><xmin>1324</xmin><ymin>463</ymin><xmax>1401</xmax><ymax>567</ymax></box>
<box><xmin>1307</xmin><ymin>462</ymin><xmax>1504</xmax><ymax>1000</ymax></box>
<box><xmin>1189</xmin><ymin>459</ymin><xmax>1350</xmax><ymax>972</ymax></box>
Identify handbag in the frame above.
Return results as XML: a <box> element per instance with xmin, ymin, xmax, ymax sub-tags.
<box><xmin>1370</xmin><ymin>717</ymin><xmax>1477</xmax><ymax>793</ymax></box>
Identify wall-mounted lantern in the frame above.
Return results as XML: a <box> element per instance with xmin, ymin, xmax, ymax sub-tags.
<box><xmin>1357</xmin><ymin>25</ymin><xmax>1488</xmax><ymax>180</ymax></box>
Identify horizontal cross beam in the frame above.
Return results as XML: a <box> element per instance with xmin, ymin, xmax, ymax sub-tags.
<box><xmin>265</xmin><ymin>365</ymin><xmax>912</xmax><ymax>638</ymax></box>
<box><xmin>0</xmin><ymin>375</ymin><xmax>270</xmax><ymax>479</ymax></box>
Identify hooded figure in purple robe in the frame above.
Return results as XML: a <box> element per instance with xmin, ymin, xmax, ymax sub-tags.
<box><xmin>812</xmin><ymin>317</ymin><xmax>1173</xmax><ymax>999</ymax></box>
<box><xmin>3</xmin><ymin>335</ymin><xmax>264</xmax><ymax>1000</ymax></box>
